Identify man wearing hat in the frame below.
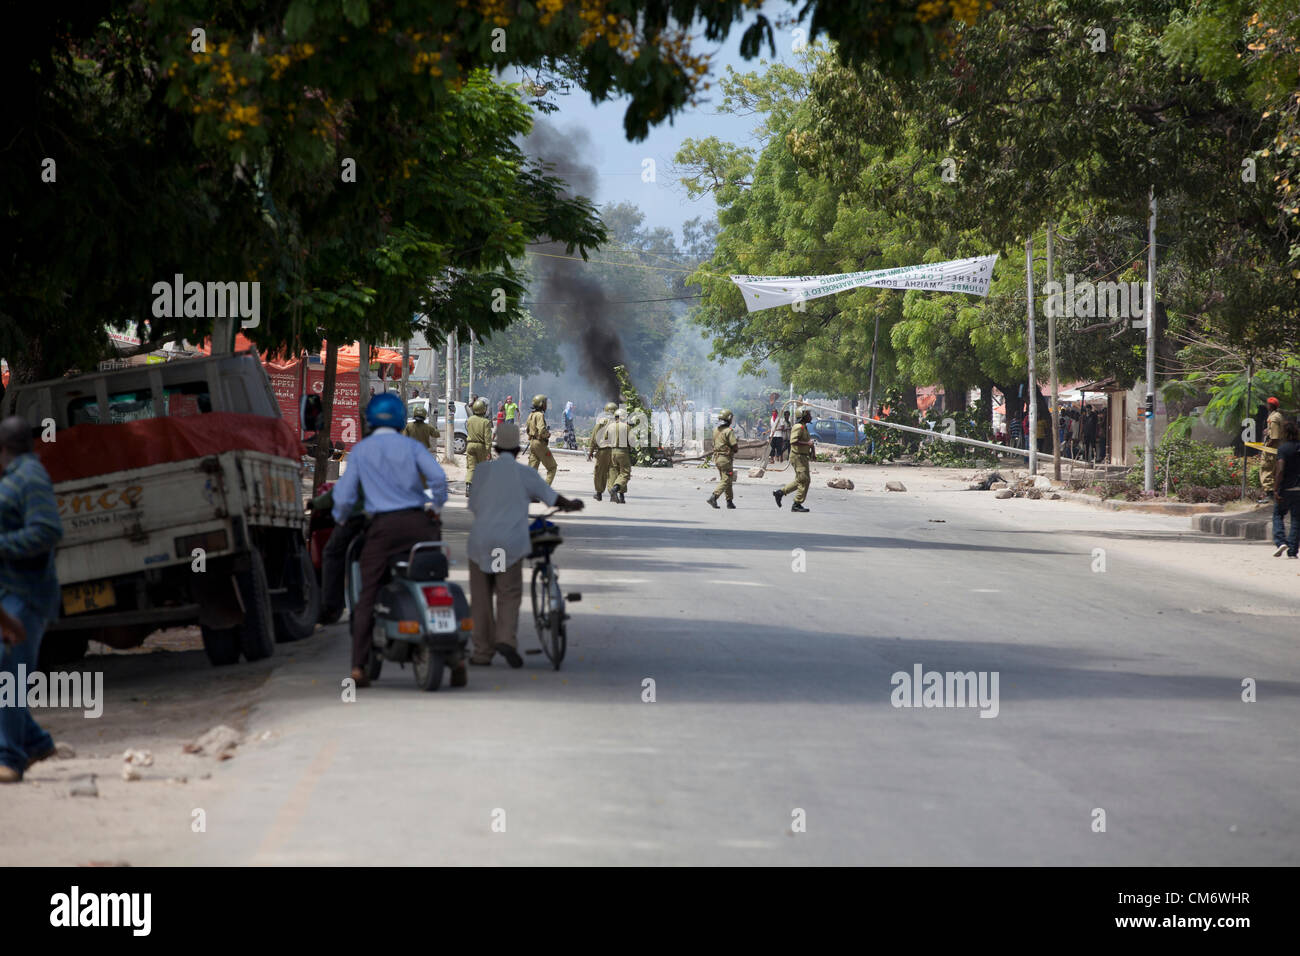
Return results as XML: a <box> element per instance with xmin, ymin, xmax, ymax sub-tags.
<box><xmin>1261</xmin><ymin>397</ymin><xmax>1285</xmax><ymax>499</ymax></box>
<box><xmin>466</xmin><ymin>423</ymin><xmax>583</xmax><ymax>667</ymax></box>
<box><xmin>402</xmin><ymin>403</ymin><xmax>439</xmax><ymax>452</ymax></box>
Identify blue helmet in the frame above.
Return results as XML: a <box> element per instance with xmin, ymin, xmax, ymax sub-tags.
<box><xmin>365</xmin><ymin>393</ymin><xmax>406</xmax><ymax>430</ymax></box>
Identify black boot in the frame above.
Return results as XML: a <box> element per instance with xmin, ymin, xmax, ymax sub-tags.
<box><xmin>773</xmin><ymin>489</ymin><xmax>784</xmax><ymax>508</ymax></box>
<box><xmin>726</xmin><ymin>499</ymin><xmax>736</xmax><ymax>509</ymax></box>
<box><xmin>594</xmin><ymin>491</ymin><xmax>603</xmax><ymax>501</ymax></box>
<box><xmin>791</xmin><ymin>502</ymin><xmax>810</xmax><ymax>512</ymax></box>
<box><xmin>707</xmin><ymin>495</ymin><xmax>719</xmax><ymax>508</ymax></box>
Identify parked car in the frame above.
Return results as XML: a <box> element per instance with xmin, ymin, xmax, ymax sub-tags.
<box><xmin>811</xmin><ymin>418</ymin><xmax>861</xmax><ymax>446</ymax></box>
<box><xmin>407</xmin><ymin>397</ymin><xmax>467</xmax><ymax>454</ymax></box>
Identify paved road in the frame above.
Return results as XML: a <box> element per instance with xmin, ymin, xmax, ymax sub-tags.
<box><xmin>136</xmin><ymin>464</ymin><xmax>1300</xmax><ymax>865</ymax></box>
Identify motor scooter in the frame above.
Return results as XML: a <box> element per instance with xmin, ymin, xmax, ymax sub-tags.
<box><xmin>344</xmin><ymin>506</ymin><xmax>471</xmax><ymax>691</ymax></box>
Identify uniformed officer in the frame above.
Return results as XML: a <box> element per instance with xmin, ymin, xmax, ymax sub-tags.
<box><xmin>607</xmin><ymin>406</ymin><xmax>632</xmax><ymax>503</ymax></box>
<box><xmin>707</xmin><ymin>408</ymin><xmax>738</xmax><ymax>509</ymax></box>
<box><xmin>774</xmin><ymin>408</ymin><xmax>814</xmax><ymax>512</ymax></box>
<box><xmin>464</xmin><ymin>397</ymin><xmax>493</xmax><ymax>495</ymax></box>
<box><xmin>1261</xmin><ymin>396</ymin><xmax>1284</xmax><ymax>496</ymax></box>
<box><xmin>526</xmin><ymin>394</ymin><xmax>557</xmax><ymax>485</ymax></box>
<box><xmin>402</xmin><ymin>404</ymin><xmax>439</xmax><ymax>452</ymax></box>
<box><xmin>587</xmin><ymin>401</ymin><xmax>616</xmax><ymax>500</ymax></box>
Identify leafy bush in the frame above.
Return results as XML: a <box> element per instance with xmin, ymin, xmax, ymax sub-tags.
<box><xmin>1128</xmin><ymin>435</ymin><xmax>1234</xmax><ymax>492</ymax></box>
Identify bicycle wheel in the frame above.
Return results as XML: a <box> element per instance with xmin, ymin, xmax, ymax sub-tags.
<box><xmin>531</xmin><ymin>563</ymin><xmax>562</xmax><ymax>667</ymax></box>
<box><xmin>547</xmin><ymin>572</ymin><xmax>566</xmax><ymax>670</ymax></box>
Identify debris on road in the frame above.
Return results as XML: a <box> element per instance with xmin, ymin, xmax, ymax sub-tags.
<box><xmin>885</xmin><ymin>481</ymin><xmax>907</xmax><ymax>492</ymax></box>
<box><xmin>994</xmin><ymin>489</ymin><xmax>1015</xmax><ymax>499</ymax></box>
<box><xmin>68</xmin><ymin>774</ymin><xmax>99</xmax><ymax>798</ymax></box>
<box><xmin>827</xmin><ymin>477</ymin><xmax>855</xmax><ymax>490</ymax></box>
<box><xmin>183</xmin><ymin>725</ymin><xmax>241</xmax><ymax>760</ymax></box>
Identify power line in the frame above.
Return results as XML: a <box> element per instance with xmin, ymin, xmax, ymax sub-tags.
<box><xmin>522</xmin><ymin>294</ymin><xmax>703</xmax><ymax>305</ymax></box>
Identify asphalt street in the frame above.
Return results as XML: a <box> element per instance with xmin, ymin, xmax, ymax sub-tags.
<box><xmin>129</xmin><ymin>461</ymin><xmax>1300</xmax><ymax>865</ymax></box>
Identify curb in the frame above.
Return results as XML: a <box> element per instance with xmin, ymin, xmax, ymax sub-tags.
<box><xmin>1191</xmin><ymin>506</ymin><xmax>1272</xmax><ymax>541</ymax></box>
<box><xmin>1052</xmin><ymin>490</ymin><xmax>1225</xmax><ymax>516</ymax></box>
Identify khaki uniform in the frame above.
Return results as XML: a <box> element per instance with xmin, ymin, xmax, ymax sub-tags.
<box><xmin>464</xmin><ymin>413</ymin><xmax>492</xmax><ymax>486</ymax></box>
<box><xmin>781</xmin><ymin>422</ymin><xmax>813</xmax><ymax>503</ymax></box>
<box><xmin>609</xmin><ymin>420</ymin><xmax>632</xmax><ymax>494</ymax></box>
<box><xmin>1261</xmin><ymin>409</ymin><xmax>1284</xmax><ymax>493</ymax></box>
<box><xmin>526</xmin><ymin>409</ymin><xmax>557</xmax><ymax>485</ymax></box>
<box><xmin>402</xmin><ymin>419</ymin><xmax>439</xmax><ymax>451</ymax></box>
<box><xmin>712</xmin><ymin>424</ymin><xmax>738</xmax><ymax>501</ymax></box>
<box><xmin>591</xmin><ymin>415</ymin><xmax>613</xmax><ymax>493</ymax></box>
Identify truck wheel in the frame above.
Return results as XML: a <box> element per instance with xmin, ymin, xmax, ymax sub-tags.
<box><xmin>454</xmin><ymin>435</ymin><xmax>467</xmax><ymax>455</ymax></box>
<box><xmin>237</xmin><ymin>549</ymin><xmax>275</xmax><ymax>662</ymax></box>
<box><xmin>274</xmin><ymin>541</ymin><xmax>320</xmax><ymax>643</ymax></box>
<box><xmin>37</xmin><ymin>633</ymin><xmax>89</xmax><ymax>669</ymax></box>
<box><xmin>201</xmin><ymin>625</ymin><xmax>241</xmax><ymax>666</ymax></box>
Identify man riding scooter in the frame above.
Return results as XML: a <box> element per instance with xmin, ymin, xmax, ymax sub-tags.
<box><xmin>330</xmin><ymin>393</ymin><xmax>448</xmax><ymax>688</ymax></box>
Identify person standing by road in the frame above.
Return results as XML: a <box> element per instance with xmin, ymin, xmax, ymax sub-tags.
<box><xmin>1270</xmin><ymin>419</ymin><xmax>1300</xmax><ymax>558</ymax></box>
<box><xmin>0</xmin><ymin>416</ymin><xmax>64</xmax><ymax>783</ymax></box>
<box><xmin>466</xmin><ymin>423</ymin><xmax>583</xmax><ymax>668</ymax></box>
<box><xmin>707</xmin><ymin>408</ymin><xmax>738</xmax><ymax>509</ymax></box>
<box><xmin>587</xmin><ymin>401</ymin><xmax>615</xmax><ymax>500</ymax></box>
<box><xmin>1260</xmin><ymin>396</ymin><xmax>1284</xmax><ymax>501</ymax></box>
<box><xmin>772</xmin><ymin>409</ymin><xmax>790</xmax><ymax>463</ymax></box>
<box><xmin>402</xmin><ymin>404</ymin><xmax>439</xmax><ymax>452</ymax></box>
<box><xmin>496</xmin><ymin>402</ymin><xmax>505</xmax><ymax>427</ymax></box>
<box><xmin>607</xmin><ymin>406</ymin><xmax>632</xmax><ymax>503</ymax></box>
<box><xmin>504</xmin><ymin>396</ymin><xmax>519</xmax><ymax>424</ymax></box>
<box><xmin>464</xmin><ymin>397</ymin><xmax>493</xmax><ymax>495</ymax></box>
<box><xmin>774</xmin><ymin>408</ymin><xmax>814</xmax><ymax>512</ymax></box>
<box><xmin>525</xmin><ymin>394</ymin><xmax>557</xmax><ymax>486</ymax></box>
<box><xmin>331</xmin><ymin>394</ymin><xmax>448</xmax><ymax>689</ymax></box>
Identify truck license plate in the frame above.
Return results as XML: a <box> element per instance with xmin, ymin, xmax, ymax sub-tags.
<box><xmin>62</xmin><ymin>581</ymin><xmax>115</xmax><ymax>616</ymax></box>
<box><xmin>429</xmin><ymin>608</ymin><xmax>456</xmax><ymax>632</ymax></box>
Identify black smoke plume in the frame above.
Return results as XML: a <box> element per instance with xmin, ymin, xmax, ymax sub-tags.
<box><xmin>523</xmin><ymin>121</ymin><xmax>626</xmax><ymax>400</ymax></box>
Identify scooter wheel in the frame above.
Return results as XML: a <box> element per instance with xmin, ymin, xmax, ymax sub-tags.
<box><xmin>413</xmin><ymin>646</ymin><xmax>445</xmax><ymax>691</ymax></box>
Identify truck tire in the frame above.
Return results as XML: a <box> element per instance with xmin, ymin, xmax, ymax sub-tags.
<box><xmin>37</xmin><ymin>633</ymin><xmax>89</xmax><ymax>669</ymax></box>
<box><xmin>237</xmin><ymin>549</ymin><xmax>275</xmax><ymax>662</ymax></box>
<box><xmin>274</xmin><ymin>541</ymin><xmax>320</xmax><ymax>643</ymax></box>
<box><xmin>201</xmin><ymin>625</ymin><xmax>241</xmax><ymax>666</ymax></box>
<box><xmin>454</xmin><ymin>434</ymin><xmax>467</xmax><ymax>455</ymax></box>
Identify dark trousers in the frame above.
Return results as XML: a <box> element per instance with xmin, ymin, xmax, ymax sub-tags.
<box><xmin>321</xmin><ymin>515</ymin><xmax>365</xmax><ymax>616</ymax></box>
<box><xmin>350</xmin><ymin>509</ymin><xmax>441</xmax><ymax>670</ymax></box>
<box><xmin>1273</xmin><ymin>490</ymin><xmax>1300</xmax><ymax>555</ymax></box>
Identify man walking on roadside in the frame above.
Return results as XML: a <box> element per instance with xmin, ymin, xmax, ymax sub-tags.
<box><xmin>0</xmin><ymin>416</ymin><xmax>64</xmax><ymax>783</ymax></box>
<box><xmin>1270</xmin><ymin>419</ymin><xmax>1300</xmax><ymax>558</ymax></box>
<box><xmin>774</xmin><ymin>407</ymin><xmax>814</xmax><ymax>512</ymax></box>
<box><xmin>466</xmin><ymin>424</ymin><xmax>583</xmax><ymax>668</ymax></box>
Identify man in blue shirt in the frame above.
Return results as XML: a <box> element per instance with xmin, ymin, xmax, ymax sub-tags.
<box><xmin>332</xmin><ymin>394</ymin><xmax>448</xmax><ymax>687</ymax></box>
<box><xmin>0</xmin><ymin>416</ymin><xmax>64</xmax><ymax>783</ymax></box>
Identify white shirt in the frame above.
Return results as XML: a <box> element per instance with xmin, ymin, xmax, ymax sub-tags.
<box><xmin>466</xmin><ymin>453</ymin><xmax>559</xmax><ymax>570</ymax></box>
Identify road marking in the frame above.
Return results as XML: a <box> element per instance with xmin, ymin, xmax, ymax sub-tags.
<box><xmin>970</xmin><ymin>589</ymin><xmax>1001</xmax><ymax>593</ymax></box>
<box><xmin>252</xmin><ymin>738</ymin><xmax>338</xmax><ymax>865</ymax></box>
<box><xmin>707</xmin><ymin>580</ymin><xmax>766</xmax><ymax>587</ymax></box>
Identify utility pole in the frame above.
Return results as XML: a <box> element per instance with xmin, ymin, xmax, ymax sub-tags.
<box><xmin>468</xmin><ymin>331</ymin><xmax>475</xmax><ymax>404</ymax></box>
<box><xmin>1026</xmin><ymin>238</ymin><xmax>1038</xmax><ymax>476</ymax></box>
<box><xmin>443</xmin><ymin>332</ymin><xmax>455</xmax><ymax>464</ymax></box>
<box><xmin>1143</xmin><ymin>187</ymin><xmax>1157</xmax><ymax>493</ymax></box>
<box><xmin>1047</xmin><ymin>223</ymin><xmax>1061</xmax><ymax>480</ymax></box>
<box><xmin>401</xmin><ymin>336</ymin><xmax>410</xmax><ymax>405</ymax></box>
<box><xmin>866</xmin><ymin>312</ymin><xmax>880</xmax><ymax>421</ymax></box>
<box><xmin>357</xmin><ymin>337</ymin><xmax>371</xmax><ymax>407</ymax></box>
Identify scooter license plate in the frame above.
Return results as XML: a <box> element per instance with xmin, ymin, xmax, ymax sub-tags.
<box><xmin>429</xmin><ymin>608</ymin><xmax>457</xmax><ymax>632</ymax></box>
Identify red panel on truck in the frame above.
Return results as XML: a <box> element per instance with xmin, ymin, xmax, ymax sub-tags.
<box><xmin>38</xmin><ymin>413</ymin><xmax>305</xmax><ymax>483</ymax></box>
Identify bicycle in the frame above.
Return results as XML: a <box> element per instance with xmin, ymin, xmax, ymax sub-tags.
<box><xmin>527</xmin><ymin>507</ymin><xmax>581</xmax><ymax>669</ymax></box>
